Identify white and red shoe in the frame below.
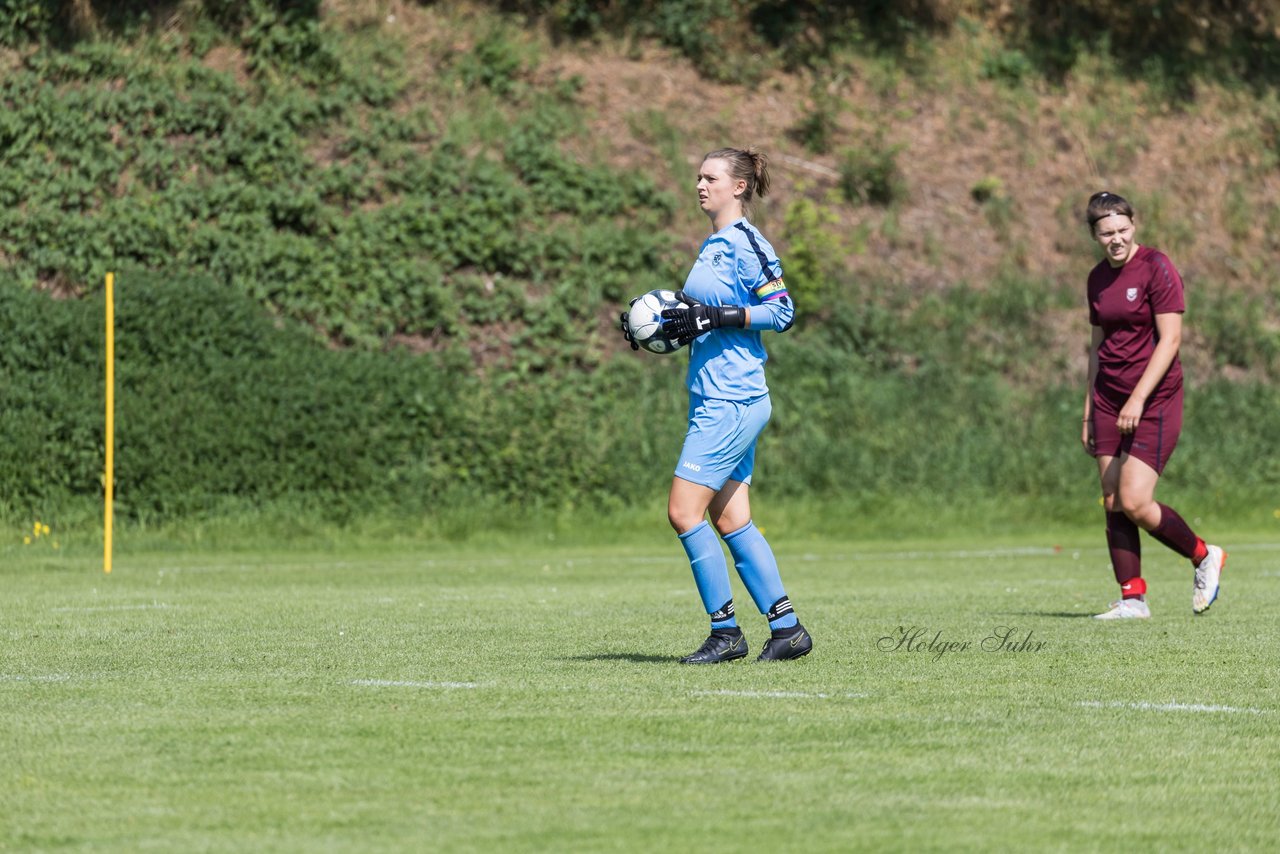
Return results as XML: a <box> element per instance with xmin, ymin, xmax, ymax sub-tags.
<box><xmin>1094</xmin><ymin>598</ymin><xmax>1151</xmax><ymax>620</ymax></box>
<box><xmin>1193</xmin><ymin>545</ymin><xmax>1226</xmax><ymax>614</ymax></box>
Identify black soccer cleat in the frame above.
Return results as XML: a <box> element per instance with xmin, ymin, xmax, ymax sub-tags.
<box><xmin>757</xmin><ymin>623</ymin><xmax>812</xmax><ymax>661</ymax></box>
<box><xmin>679</xmin><ymin>627</ymin><xmax>749</xmax><ymax>664</ymax></box>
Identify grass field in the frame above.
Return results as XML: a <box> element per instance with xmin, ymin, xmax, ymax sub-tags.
<box><xmin>4</xmin><ymin>526</ymin><xmax>1280</xmax><ymax>852</ymax></box>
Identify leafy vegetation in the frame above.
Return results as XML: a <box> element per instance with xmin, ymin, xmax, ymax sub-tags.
<box><xmin>1</xmin><ymin>1</ymin><xmax>1278</xmax><ymax>526</ymax></box>
<box><xmin>836</xmin><ymin>133</ymin><xmax>907</xmax><ymax>206</ymax></box>
<box><xmin>0</xmin><ymin>270</ymin><xmax>695</xmax><ymax>519</ymax></box>
<box><xmin>4</xmin><ymin>263</ymin><xmax>1276</xmax><ymax>525</ymax></box>
<box><xmin>0</xmin><ymin>16</ymin><xmax>675</xmax><ymax>353</ymax></box>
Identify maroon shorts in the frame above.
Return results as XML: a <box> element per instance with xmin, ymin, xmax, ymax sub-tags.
<box><xmin>1089</xmin><ymin>387</ymin><xmax>1182</xmax><ymax>474</ymax></box>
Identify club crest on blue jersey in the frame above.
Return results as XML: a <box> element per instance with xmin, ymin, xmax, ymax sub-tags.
<box><xmin>711</xmin><ymin>252</ymin><xmax>723</xmax><ymax>267</ymax></box>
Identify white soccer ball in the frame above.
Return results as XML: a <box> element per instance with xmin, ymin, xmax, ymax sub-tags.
<box><xmin>626</xmin><ymin>289</ymin><xmax>688</xmax><ymax>354</ymax></box>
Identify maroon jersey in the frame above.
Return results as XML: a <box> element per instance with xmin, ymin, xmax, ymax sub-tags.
<box><xmin>1088</xmin><ymin>245</ymin><xmax>1185</xmax><ymax>409</ymax></box>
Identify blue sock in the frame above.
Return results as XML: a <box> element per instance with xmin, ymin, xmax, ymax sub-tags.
<box><xmin>678</xmin><ymin>521</ymin><xmax>736</xmax><ymax>629</ymax></box>
<box><xmin>723</xmin><ymin>520</ymin><xmax>798</xmax><ymax>631</ymax></box>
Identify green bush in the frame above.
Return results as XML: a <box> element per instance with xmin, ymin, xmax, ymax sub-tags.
<box><xmin>3</xmin><ymin>263</ymin><xmax>1276</xmax><ymax>523</ymax></box>
<box><xmin>0</xmin><ymin>269</ymin><xmax>696</xmax><ymax>518</ymax></box>
<box><xmin>779</xmin><ymin>196</ymin><xmax>846</xmax><ymax>319</ymax></box>
<box><xmin>0</xmin><ymin>0</ymin><xmax>51</xmax><ymax>46</ymax></box>
<box><xmin>979</xmin><ymin>47</ymin><xmax>1033</xmax><ymax>86</ymax></box>
<box><xmin>837</xmin><ymin>135</ymin><xmax>906</xmax><ymax>206</ymax></box>
<box><xmin>1197</xmin><ymin>290</ymin><xmax>1280</xmax><ymax>374</ymax></box>
<box><xmin>0</xmin><ymin>282</ymin><xmax>105</xmax><ymax>504</ymax></box>
<box><xmin>455</xmin><ymin>23</ymin><xmax>533</xmax><ymax>96</ymax></box>
<box><xmin>0</xmin><ymin>35</ymin><xmax>676</xmax><ymax>352</ymax></box>
<box><xmin>789</xmin><ymin>84</ymin><xmax>844</xmax><ymax>155</ymax></box>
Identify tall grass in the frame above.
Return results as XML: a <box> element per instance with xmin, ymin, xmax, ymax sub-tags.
<box><xmin>4</xmin><ymin>261</ymin><xmax>1276</xmax><ymax>536</ymax></box>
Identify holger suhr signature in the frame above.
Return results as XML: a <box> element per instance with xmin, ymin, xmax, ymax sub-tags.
<box><xmin>877</xmin><ymin>625</ymin><xmax>1047</xmax><ymax>660</ymax></box>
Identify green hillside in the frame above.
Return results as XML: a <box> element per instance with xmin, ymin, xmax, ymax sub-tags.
<box><xmin>2</xmin><ymin>1</ymin><xmax>1278</xmax><ymax>528</ymax></box>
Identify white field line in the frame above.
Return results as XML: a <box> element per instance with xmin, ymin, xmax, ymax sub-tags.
<box><xmin>1079</xmin><ymin>700</ymin><xmax>1269</xmax><ymax>715</ymax></box>
<box><xmin>51</xmin><ymin>603</ymin><xmax>175</xmax><ymax>613</ymax></box>
<box><xmin>692</xmin><ymin>689</ymin><xmax>868</xmax><ymax>700</ymax></box>
<box><xmin>350</xmin><ymin>678</ymin><xmax>481</xmax><ymax>690</ymax></box>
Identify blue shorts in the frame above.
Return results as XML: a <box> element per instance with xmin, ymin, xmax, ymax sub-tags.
<box><xmin>674</xmin><ymin>394</ymin><xmax>772</xmax><ymax>490</ymax></box>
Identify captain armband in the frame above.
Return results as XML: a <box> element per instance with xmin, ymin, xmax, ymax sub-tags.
<box><xmin>754</xmin><ymin>278</ymin><xmax>788</xmax><ymax>302</ymax></box>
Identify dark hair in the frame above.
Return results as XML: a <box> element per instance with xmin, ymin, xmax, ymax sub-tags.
<box><xmin>1086</xmin><ymin>191</ymin><xmax>1135</xmax><ymax>230</ymax></box>
<box><xmin>703</xmin><ymin>147</ymin><xmax>771</xmax><ymax>206</ymax></box>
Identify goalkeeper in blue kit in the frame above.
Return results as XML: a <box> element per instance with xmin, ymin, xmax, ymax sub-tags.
<box><xmin>621</xmin><ymin>147</ymin><xmax>811</xmax><ymax>663</ymax></box>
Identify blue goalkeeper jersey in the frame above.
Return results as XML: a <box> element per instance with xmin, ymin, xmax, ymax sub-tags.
<box><xmin>681</xmin><ymin>217</ymin><xmax>794</xmax><ymax>400</ymax></box>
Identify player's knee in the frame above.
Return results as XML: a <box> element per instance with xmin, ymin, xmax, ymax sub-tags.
<box><xmin>667</xmin><ymin>506</ymin><xmax>700</xmax><ymax>534</ymax></box>
<box><xmin>1119</xmin><ymin>495</ymin><xmax>1154</xmax><ymax>522</ymax></box>
<box><xmin>710</xmin><ymin>511</ymin><xmax>748</xmax><ymax>537</ymax></box>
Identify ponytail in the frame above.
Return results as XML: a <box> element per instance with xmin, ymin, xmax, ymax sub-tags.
<box><xmin>704</xmin><ymin>146</ymin><xmax>771</xmax><ymax>206</ymax></box>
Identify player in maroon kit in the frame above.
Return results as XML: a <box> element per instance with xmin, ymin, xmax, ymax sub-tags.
<box><xmin>1081</xmin><ymin>191</ymin><xmax>1226</xmax><ymax>619</ymax></box>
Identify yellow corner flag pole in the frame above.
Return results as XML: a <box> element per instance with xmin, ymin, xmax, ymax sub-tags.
<box><xmin>104</xmin><ymin>272</ymin><xmax>114</xmax><ymax>575</ymax></box>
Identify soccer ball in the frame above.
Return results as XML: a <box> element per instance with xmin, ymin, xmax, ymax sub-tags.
<box><xmin>625</xmin><ymin>289</ymin><xmax>688</xmax><ymax>354</ymax></box>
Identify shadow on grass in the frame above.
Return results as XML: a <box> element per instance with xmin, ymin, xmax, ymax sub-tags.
<box><xmin>1003</xmin><ymin>611</ymin><xmax>1097</xmax><ymax>619</ymax></box>
<box><xmin>566</xmin><ymin>652</ymin><xmax>674</xmax><ymax>664</ymax></box>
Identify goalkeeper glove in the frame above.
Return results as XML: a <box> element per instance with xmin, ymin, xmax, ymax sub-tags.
<box><xmin>660</xmin><ymin>291</ymin><xmax>745</xmax><ymax>345</ymax></box>
<box><xmin>618</xmin><ymin>297</ymin><xmax>640</xmax><ymax>350</ymax></box>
